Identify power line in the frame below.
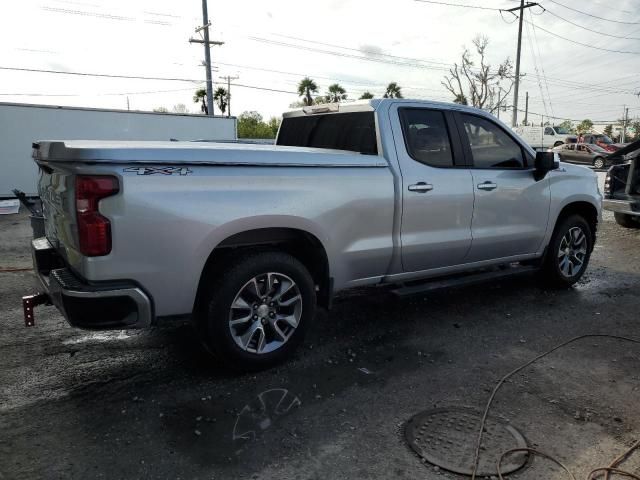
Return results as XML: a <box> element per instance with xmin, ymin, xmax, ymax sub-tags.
<box><xmin>0</xmin><ymin>66</ymin><xmax>299</xmax><ymax>95</ymax></box>
<box><xmin>247</xmin><ymin>37</ymin><xmax>453</xmax><ymax>71</ymax></box>
<box><xmin>413</xmin><ymin>0</ymin><xmax>500</xmax><ymax>11</ymax></box>
<box><xmin>0</xmin><ymin>86</ymin><xmax>201</xmax><ymax>97</ymax></box>
<box><xmin>544</xmin><ymin>9</ymin><xmax>640</xmax><ymax>40</ymax></box>
<box><xmin>524</xmin><ymin>15</ymin><xmax>549</xmax><ymax>117</ymax></box>
<box><xmin>524</xmin><ymin>19</ymin><xmax>640</xmax><ymax>54</ymax></box>
<box><xmin>0</xmin><ymin>66</ymin><xmax>203</xmax><ymax>82</ymax></box>
<box><xmin>544</xmin><ymin>0</ymin><xmax>640</xmax><ymax>25</ymax></box>
<box><xmin>528</xmin><ymin>11</ymin><xmax>554</xmax><ymax>118</ymax></box>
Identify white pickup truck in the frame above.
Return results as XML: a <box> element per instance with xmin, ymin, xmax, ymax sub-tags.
<box><xmin>25</xmin><ymin>99</ymin><xmax>601</xmax><ymax>370</ymax></box>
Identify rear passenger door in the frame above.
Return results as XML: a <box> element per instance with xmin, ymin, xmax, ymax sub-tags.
<box><xmin>456</xmin><ymin>113</ymin><xmax>550</xmax><ymax>262</ymax></box>
<box><xmin>390</xmin><ymin>105</ymin><xmax>474</xmax><ymax>272</ymax></box>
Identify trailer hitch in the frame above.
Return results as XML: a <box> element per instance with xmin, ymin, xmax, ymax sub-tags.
<box><xmin>22</xmin><ymin>293</ymin><xmax>51</xmax><ymax>327</ymax></box>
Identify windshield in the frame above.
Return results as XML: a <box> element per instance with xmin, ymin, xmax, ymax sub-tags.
<box><xmin>595</xmin><ymin>135</ymin><xmax>613</xmax><ymax>144</ymax></box>
<box><xmin>553</xmin><ymin>126</ymin><xmax>571</xmax><ymax>135</ymax></box>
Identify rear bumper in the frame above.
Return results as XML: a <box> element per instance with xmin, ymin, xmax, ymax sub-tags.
<box><xmin>31</xmin><ymin>238</ymin><xmax>153</xmax><ymax>329</ymax></box>
<box><xmin>603</xmin><ymin>199</ymin><xmax>640</xmax><ymax>217</ymax></box>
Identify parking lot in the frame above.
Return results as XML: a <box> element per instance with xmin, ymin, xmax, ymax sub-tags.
<box><xmin>2</xmin><ymin>174</ymin><xmax>640</xmax><ymax>480</ymax></box>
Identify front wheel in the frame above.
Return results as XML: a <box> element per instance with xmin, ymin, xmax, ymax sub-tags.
<box><xmin>196</xmin><ymin>251</ymin><xmax>317</xmax><ymax>371</ymax></box>
<box><xmin>553</xmin><ymin>141</ymin><xmax>563</xmax><ymax>147</ymax></box>
<box><xmin>592</xmin><ymin>156</ymin><xmax>605</xmax><ymax>169</ymax></box>
<box><xmin>541</xmin><ymin>215</ymin><xmax>592</xmax><ymax>288</ymax></box>
<box><xmin>614</xmin><ymin>212</ymin><xmax>640</xmax><ymax>229</ymax></box>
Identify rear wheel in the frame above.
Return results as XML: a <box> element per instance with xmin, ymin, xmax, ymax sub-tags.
<box><xmin>541</xmin><ymin>215</ymin><xmax>592</xmax><ymax>288</ymax></box>
<box><xmin>614</xmin><ymin>212</ymin><xmax>640</xmax><ymax>229</ymax></box>
<box><xmin>592</xmin><ymin>156</ymin><xmax>605</xmax><ymax>169</ymax></box>
<box><xmin>196</xmin><ymin>251</ymin><xmax>316</xmax><ymax>371</ymax></box>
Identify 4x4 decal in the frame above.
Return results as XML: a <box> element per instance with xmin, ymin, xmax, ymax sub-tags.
<box><xmin>123</xmin><ymin>166</ymin><xmax>192</xmax><ymax>176</ymax></box>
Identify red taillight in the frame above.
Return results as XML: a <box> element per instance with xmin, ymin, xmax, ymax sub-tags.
<box><xmin>75</xmin><ymin>175</ymin><xmax>119</xmax><ymax>256</ymax></box>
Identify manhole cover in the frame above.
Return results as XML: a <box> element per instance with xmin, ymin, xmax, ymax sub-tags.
<box><xmin>405</xmin><ymin>407</ymin><xmax>528</xmax><ymax>476</ymax></box>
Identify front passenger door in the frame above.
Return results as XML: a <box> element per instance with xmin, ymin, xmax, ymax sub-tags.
<box><xmin>457</xmin><ymin>113</ymin><xmax>551</xmax><ymax>262</ymax></box>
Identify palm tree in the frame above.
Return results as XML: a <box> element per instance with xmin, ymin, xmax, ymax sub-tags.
<box><xmin>297</xmin><ymin>77</ymin><xmax>318</xmax><ymax>106</ymax></box>
<box><xmin>213</xmin><ymin>87</ymin><xmax>229</xmax><ymax>115</ymax></box>
<box><xmin>383</xmin><ymin>82</ymin><xmax>403</xmax><ymax>99</ymax></box>
<box><xmin>326</xmin><ymin>83</ymin><xmax>347</xmax><ymax>103</ymax></box>
<box><xmin>359</xmin><ymin>91</ymin><xmax>374</xmax><ymax>100</ymax></box>
<box><xmin>193</xmin><ymin>88</ymin><xmax>208</xmax><ymax>114</ymax></box>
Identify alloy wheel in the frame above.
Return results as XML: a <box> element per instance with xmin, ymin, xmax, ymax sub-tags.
<box><xmin>557</xmin><ymin>226</ymin><xmax>588</xmax><ymax>278</ymax></box>
<box><xmin>228</xmin><ymin>272</ymin><xmax>303</xmax><ymax>354</ymax></box>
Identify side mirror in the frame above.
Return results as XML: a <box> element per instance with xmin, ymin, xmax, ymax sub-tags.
<box><xmin>535</xmin><ymin>151</ymin><xmax>559</xmax><ymax>171</ymax></box>
<box><xmin>534</xmin><ymin>151</ymin><xmax>559</xmax><ymax>179</ymax></box>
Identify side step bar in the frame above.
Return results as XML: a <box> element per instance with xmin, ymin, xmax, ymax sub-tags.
<box><xmin>391</xmin><ymin>265</ymin><xmax>539</xmax><ymax>297</ymax></box>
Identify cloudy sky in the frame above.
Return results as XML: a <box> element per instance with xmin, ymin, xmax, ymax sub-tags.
<box><xmin>1</xmin><ymin>0</ymin><xmax>639</xmax><ymax>125</ymax></box>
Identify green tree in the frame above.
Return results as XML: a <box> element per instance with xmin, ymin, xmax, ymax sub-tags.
<box><xmin>359</xmin><ymin>91</ymin><xmax>374</xmax><ymax>100</ymax></box>
<box><xmin>631</xmin><ymin>120</ymin><xmax>640</xmax><ymax>141</ymax></box>
<box><xmin>576</xmin><ymin>119</ymin><xmax>594</xmax><ymax>135</ymax></box>
<box><xmin>213</xmin><ymin>87</ymin><xmax>229</xmax><ymax>115</ymax></box>
<box><xmin>603</xmin><ymin>124</ymin><xmax>613</xmax><ymax>138</ymax></box>
<box><xmin>193</xmin><ymin>88</ymin><xmax>208</xmax><ymax>115</ymax></box>
<box><xmin>153</xmin><ymin>106</ymin><xmax>168</xmax><ymax>113</ymax></box>
<box><xmin>326</xmin><ymin>83</ymin><xmax>347</xmax><ymax>103</ymax></box>
<box><xmin>237</xmin><ymin>111</ymin><xmax>278</xmax><ymax>139</ymax></box>
<box><xmin>558</xmin><ymin>119</ymin><xmax>574</xmax><ymax>133</ymax></box>
<box><xmin>383</xmin><ymin>82</ymin><xmax>403</xmax><ymax>99</ymax></box>
<box><xmin>297</xmin><ymin>77</ymin><xmax>318</xmax><ymax>106</ymax></box>
<box><xmin>267</xmin><ymin>117</ymin><xmax>281</xmax><ymax>137</ymax></box>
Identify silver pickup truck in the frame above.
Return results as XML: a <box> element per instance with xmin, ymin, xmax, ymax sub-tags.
<box><xmin>25</xmin><ymin>99</ymin><xmax>601</xmax><ymax>370</ymax></box>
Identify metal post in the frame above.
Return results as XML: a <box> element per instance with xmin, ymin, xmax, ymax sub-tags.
<box><xmin>511</xmin><ymin>0</ymin><xmax>525</xmax><ymax>127</ymax></box>
<box><xmin>201</xmin><ymin>0</ymin><xmax>214</xmax><ymax>117</ymax></box>
<box><xmin>524</xmin><ymin>91</ymin><xmax>529</xmax><ymax>126</ymax></box>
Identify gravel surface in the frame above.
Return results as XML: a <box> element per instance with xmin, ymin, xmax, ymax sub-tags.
<box><xmin>2</xmin><ymin>176</ymin><xmax>640</xmax><ymax>480</ymax></box>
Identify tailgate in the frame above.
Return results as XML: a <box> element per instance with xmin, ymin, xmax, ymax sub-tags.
<box><xmin>34</xmin><ymin>151</ymin><xmax>78</xmax><ymax>266</ymax></box>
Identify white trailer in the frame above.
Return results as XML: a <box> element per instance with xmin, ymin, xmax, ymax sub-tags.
<box><xmin>0</xmin><ymin>102</ymin><xmax>237</xmax><ymax>196</ymax></box>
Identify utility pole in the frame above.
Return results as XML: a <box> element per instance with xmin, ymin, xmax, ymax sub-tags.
<box><xmin>504</xmin><ymin>1</ymin><xmax>539</xmax><ymax>127</ymax></box>
<box><xmin>524</xmin><ymin>91</ymin><xmax>529</xmax><ymax>126</ymax></box>
<box><xmin>219</xmin><ymin>75</ymin><xmax>239</xmax><ymax>117</ymax></box>
<box><xmin>189</xmin><ymin>0</ymin><xmax>224</xmax><ymax>117</ymax></box>
<box><xmin>622</xmin><ymin>106</ymin><xmax>629</xmax><ymax>143</ymax></box>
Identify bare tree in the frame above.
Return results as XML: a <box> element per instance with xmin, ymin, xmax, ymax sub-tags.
<box><xmin>442</xmin><ymin>36</ymin><xmax>515</xmax><ymax>114</ymax></box>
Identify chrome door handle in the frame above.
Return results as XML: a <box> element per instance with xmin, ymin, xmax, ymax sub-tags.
<box><xmin>408</xmin><ymin>182</ymin><xmax>434</xmax><ymax>193</ymax></box>
<box><xmin>477</xmin><ymin>181</ymin><xmax>497</xmax><ymax>191</ymax></box>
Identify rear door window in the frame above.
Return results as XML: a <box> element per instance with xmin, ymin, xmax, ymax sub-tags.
<box><xmin>399</xmin><ymin>108</ymin><xmax>455</xmax><ymax>167</ymax></box>
<box><xmin>276</xmin><ymin>112</ymin><xmax>377</xmax><ymax>154</ymax></box>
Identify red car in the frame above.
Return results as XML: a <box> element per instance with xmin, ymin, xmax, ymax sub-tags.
<box><xmin>580</xmin><ymin>134</ymin><xmax>622</xmax><ymax>152</ymax></box>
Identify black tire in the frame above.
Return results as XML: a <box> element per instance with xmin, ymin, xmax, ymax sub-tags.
<box><xmin>541</xmin><ymin>214</ymin><xmax>593</xmax><ymax>288</ymax></box>
<box><xmin>196</xmin><ymin>251</ymin><xmax>316</xmax><ymax>371</ymax></box>
<box><xmin>592</xmin><ymin>156</ymin><xmax>605</xmax><ymax>170</ymax></box>
<box><xmin>614</xmin><ymin>212</ymin><xmax>640</xmax><ymax>229</ymax></box>
<box><xmin>553</xmin><ymin>141</ymin><xmax>563</xmax><ymax>147</ymax></box>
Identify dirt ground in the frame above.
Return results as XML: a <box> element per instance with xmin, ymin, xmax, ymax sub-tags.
<box><xmin>2</xmin><ymin>177</ymin><xmax>640</xmax><ymax>480</ymax></box>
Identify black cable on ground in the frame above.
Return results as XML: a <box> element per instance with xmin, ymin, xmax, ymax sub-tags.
<box><xmin>469</xmin><ymin>334</ymin><xmax>640</xmax><ymax>480</ymax></box>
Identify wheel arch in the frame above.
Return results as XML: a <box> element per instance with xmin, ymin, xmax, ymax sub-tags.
<box><xmin>553</xmin><ymin>200</ymin><xmax>599</xmax><ymax>250</ymax></box>
<box><xmin>194</xmin><ymin>227</ymin><xmax>332</xmax><ymax>313</ymax></box>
